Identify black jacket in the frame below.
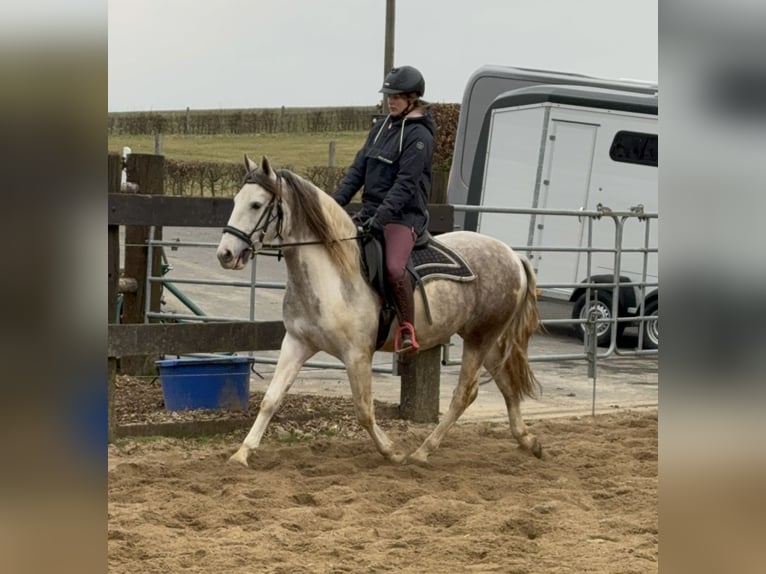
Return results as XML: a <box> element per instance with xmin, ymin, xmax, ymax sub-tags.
<box><xmin>333</xmin><ymin>109</ymin><xmax>435</xmax><ymax>233</ymax></box>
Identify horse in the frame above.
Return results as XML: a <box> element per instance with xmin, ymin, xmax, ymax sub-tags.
<box><xmin>216</xmin><ymin>155</ymin><xmax>543</xmax><ymax>467</ymax></box>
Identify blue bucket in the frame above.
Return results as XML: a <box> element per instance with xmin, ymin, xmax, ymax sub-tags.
<box><xmin>155</xmin><ymin>356</ymin><xmax>253</xmax><ymax>412</ymax></box>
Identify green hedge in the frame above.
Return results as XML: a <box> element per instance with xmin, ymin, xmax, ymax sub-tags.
<box><xmin>109</xmin><ymin>107</ymin><xmax>378</xmax><ymax>135</ymax></box>
<box><xmin>430</xmin><ymin>103</ymin><xmax>460</xmax><ymax>171</ymax></box>
<box><xmin>164</xmin><ymin>160</ymin><xmax>348</xmax><ymax>197</ymax></box>
<box><xmin>122</xmin><ymin>104</ymin><xmax>460</xmax><ymax>197</ymax></box>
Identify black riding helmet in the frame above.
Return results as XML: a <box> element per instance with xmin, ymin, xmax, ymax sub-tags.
<box><xmin>379</xmin><ymin>65</ymin><xmax>425</xmax><ymax>97</ymax></box>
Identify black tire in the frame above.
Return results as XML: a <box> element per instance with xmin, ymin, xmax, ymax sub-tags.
<box><xmin>640</xmin><ymin>300</ymin><xmax>659</xmax><ymax>350</ymax></box>
<box><xmin>571</xmin><ymin>291</ymin><xmax>624</xmax><ymax>347</ymax></box>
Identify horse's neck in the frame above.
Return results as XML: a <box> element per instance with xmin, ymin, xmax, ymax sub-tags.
<box><xmin>282</xmin><ymin>245</ymin><xmax>359</xmax><ymax>294</ymax></box>
<box><xmin>283</xmin><ymin>246</ymin><xmax>328</xmax><ymax>275</ymax></box>
<box><xmin>279</xmin><ymin>178</ymin><xmax>360</xmax><ymax>287</ymax></box>
<box><xmin>282</xmin><ymin>178</ymin><xmax>355</xmax><ymax>241</ymax></box>
<box><xmin>315</xmin><ymin>185</ymin><xmax>357</xmax><ymax>237</ymax></box>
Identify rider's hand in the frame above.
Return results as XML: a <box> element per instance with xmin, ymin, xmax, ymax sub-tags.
<box><xmin>362</xmin><ymin>216</ymin><xmax>381</xmax><ymax>234</ymax></box>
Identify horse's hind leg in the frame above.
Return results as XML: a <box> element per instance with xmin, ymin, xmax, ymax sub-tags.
<box><xmin>484</xmin><ymin>343</ymin><xmax>542</xmax><ymax>458</ymax></box>
<box><xmin>408</xmin><ymin>341</ymin><xmax>486</xmax><ymax>465</ymax></box>
<box><xmin>345</xmin><ymin>352</ymin><xmax>405</xmax><ymax>464</ymax></box>
<box><xmin>229</xmin><ymin>332</ymin><xmax>315</xmax><ymax>467</ymax></box>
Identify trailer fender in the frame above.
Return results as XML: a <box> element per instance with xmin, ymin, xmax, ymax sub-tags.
<box><xmin>569</xmin><ymin>275</ymin><xmax>637</xmax><ymax>315</ymax></box>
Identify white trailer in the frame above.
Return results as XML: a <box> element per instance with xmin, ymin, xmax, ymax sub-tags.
<box><xmin>449</xmin><ymin>75</ymin><xmax>658</xmax><ymax>348</ymax></box>
<box><xmin>447</xmin><ymin>65</ymin><xmax>657</xmax><ymax>218</ymax></box>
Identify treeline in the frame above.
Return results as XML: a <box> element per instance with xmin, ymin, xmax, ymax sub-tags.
<box><xmin>109</xmin><ymin>106</ymin><xmax>379</xmax><ymax>135</ymax></box>
<box><xmin>165</xmin><ymin>160</ymin><xmax>348</xmax><ymax>198</ymax></box>
<box><xmin>116</xmin><ymin>103</ymin><xmax>461</xmax><ymax>197</ymax></box>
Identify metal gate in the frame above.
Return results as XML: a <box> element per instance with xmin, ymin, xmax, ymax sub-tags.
<box><xmin>139</xmin><ymin>201</ymin><xmax>657</xmax><ymax>414</ymax></box>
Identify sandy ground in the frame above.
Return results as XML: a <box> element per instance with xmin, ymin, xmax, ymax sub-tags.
<box><xmin>110</xmin><ymin>227</ymin><xmax>658</xmax><ymax>572</ymax></box>
<box><xmin>109</xmin><ymin>392</ymin><xmax>657</xmax><ymax>574</ymax></box>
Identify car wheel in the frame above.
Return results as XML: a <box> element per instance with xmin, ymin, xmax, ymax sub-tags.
<box><xmin>572</xmin><ymin>291</ymin><xmax>623</xmax><ymax>347</ymax></box>
<box><xmin>641</xmin><ymin>300</ymin><xmax>658</xmax><ymax>350</ymax></box>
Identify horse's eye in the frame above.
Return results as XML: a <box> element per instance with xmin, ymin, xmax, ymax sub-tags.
<box><xmin>251</xmin><ymin>202</ymin><xmax>262</xmax><ymax>210</ymax></box>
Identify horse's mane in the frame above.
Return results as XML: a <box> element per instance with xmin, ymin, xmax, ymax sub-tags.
<box><xmin>270</xmin><ymin>169</ymin><xmax>360</xmax><ymax>278</ymax></box>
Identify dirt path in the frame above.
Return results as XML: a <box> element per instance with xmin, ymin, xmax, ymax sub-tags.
<box><xmin>108</xmin><ymin>404</ymin><xmax>657</xmax><ymax>573</ymax></box>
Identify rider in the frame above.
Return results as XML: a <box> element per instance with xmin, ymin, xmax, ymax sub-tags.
<box><xmin>333</xmin><ymin>65</ymin><xmax>435</xmax><ymax>354</ymax></box>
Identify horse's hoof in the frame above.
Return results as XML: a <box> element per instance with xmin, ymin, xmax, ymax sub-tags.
<box><xmin>388</xmin><ymin>452</ymin><xmax>406</xmax><ymax>464</ymax></box>
<box><xmin>228</xmin><ymin>446</ymin><xmax>250</xmax><ymax>468</ymax></box>
<box><xmin>530</xmin><ymin>440</ymin><xmax>543</xmax><ymax>459</ymax></box>
<box><xmin>407</xmin><ymin>450</ymin><xmax>429</xmax><ymax>466</ymax></box>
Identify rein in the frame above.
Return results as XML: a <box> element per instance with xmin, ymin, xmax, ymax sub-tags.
<box><xmin>262</xmin><ymin>236</ymin><xmax>360</xmax><ymax>249</ymax></box>
<box><xmin>254</xmin><ymin>235</ymin><xmax>360</xmax><ymax>260</ymax></box>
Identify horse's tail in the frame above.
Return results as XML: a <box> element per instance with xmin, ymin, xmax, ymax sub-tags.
<box><xmin>498</xmin><ymin>255</ymin><xmax>542</xmax><ymax>401</ymax></box>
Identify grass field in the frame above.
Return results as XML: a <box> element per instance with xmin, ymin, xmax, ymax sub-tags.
<box><xmin>107</xmin><ymin>131</ymin><xmax>367</xmax><ymax>172</ymax></box>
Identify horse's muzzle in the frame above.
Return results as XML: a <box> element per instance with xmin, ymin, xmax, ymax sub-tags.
<box><xmin>217</xmin><ymin>245</ymin><xmax>236</xmax><ymax>266</ymax></box>
<box><xmin>218</xmin><ymin>244</ymin><xmax>253</xmax><ymax>270</ymax></box>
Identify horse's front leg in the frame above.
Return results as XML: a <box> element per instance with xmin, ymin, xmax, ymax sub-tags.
<box><xmin>229</xmin><ymin>332</ymin><xmax>315</xmax><ymax>467</ymax></box>
<box><xmin>345</xmin><ymin>353</ymin><xmax>405</xmax><ymax>464</ymax></box>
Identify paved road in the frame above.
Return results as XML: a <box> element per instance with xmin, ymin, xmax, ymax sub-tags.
<box><xmin>153</xmin><ymin>227</ymin><xmax>658</xmax><ymax>421</ymax></box>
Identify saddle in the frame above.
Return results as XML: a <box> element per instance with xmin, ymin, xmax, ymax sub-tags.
<box><xmin>358</xmin><ymin>228</ymin><xmax>476</xmax><ymax>349</ymax></box>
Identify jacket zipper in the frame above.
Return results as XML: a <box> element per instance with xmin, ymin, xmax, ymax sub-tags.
<box><xmin>372</xmin><ymin>115</ymin><xmax>408</xmax><ymax>163</ymax></box>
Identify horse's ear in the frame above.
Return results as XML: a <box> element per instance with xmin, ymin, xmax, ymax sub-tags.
<box><xmin>244</xmin><ymin>154</ymin><xmax>257</xmax><ymax>173</ymax></box>
<box><xmin>261</xmin><ymin>156</ymin><xmax>276</xmax><ymax>180</ymax></box>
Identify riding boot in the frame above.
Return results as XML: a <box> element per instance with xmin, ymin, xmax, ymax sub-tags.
<box><xmin>391</xmin><ymin>277</ymin><xmax>419</xmax><ymax>354</ymax></box>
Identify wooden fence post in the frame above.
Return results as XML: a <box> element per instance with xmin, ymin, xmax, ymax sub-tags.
<box><xmin>154</xmin><ymin>131</ymin><xmax>163</xmax><ymax>155</ymax></box>
<box><xmin>398</xmin><ymin>175</ymin><xmax>451</xmax><ymax>422</ymax></box>
<box><xmin>328</xmin><ymin>140</ymin><xmax>336</xmax><ymax>190</ymax></box>
<box><xmin>430</xmin><ymin>169</ymin><xmax>449</xmax><ymax>204</ymax></box>
<box><xmin>121</xmin><ymin>153</ymin><xmax>165</xmax><ymax>375</ymax></box>
<box><xmin>398</xmin><ymin>346</ymin><xmax>441</xmax><ymax>423</ymax></box>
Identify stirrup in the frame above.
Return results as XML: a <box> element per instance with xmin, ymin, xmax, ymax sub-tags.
<box><xmin>394</xmin><ymin>321</ymin><xmax>420</xmax><ymax>353</ymax></box>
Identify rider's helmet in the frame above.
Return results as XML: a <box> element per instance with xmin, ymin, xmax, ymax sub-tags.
<box><xmin>379</xmin><ymin>66</ymin><xmax>425</xmax><ymax>97</ymax></box>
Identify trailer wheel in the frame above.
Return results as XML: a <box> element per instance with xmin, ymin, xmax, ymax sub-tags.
<box><xmin>641</xmin><ymin>300</ymin><xmax>658</xmax><ymax>349</ymax></box>
<box><xmin>572</xmin><ymin>291</ymin><xmax>623</xmax><ymax>347</ymax></box>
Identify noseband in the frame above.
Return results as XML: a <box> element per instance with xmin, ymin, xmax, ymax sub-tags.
<box><xmin>222</xmin><ymin>172</ymin><xmax>284</xmax><ymax>257</ymax></box>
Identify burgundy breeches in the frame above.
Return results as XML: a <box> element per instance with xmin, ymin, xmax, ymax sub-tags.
<box><xmin>382</xmin><ymin>223</ymin><xmax>416</xmax><ymax>283</ymax></box>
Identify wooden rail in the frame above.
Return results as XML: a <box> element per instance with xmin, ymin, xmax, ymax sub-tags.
<box><xmin>108</xmin><ymin>322</ymin><xmax>285</xmax><ymax>357</ymax></box>
<box><xmin>108</xmin><ymin>193</ymin><xmax>455</xmax><ymax>233</ymax></box>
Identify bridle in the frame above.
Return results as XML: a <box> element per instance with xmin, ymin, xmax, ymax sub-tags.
<box><xmin>223</xmin><ymin>202</ymin><xmax>283</xmax><ymax>251</ymax></box>
<box><xmin>221</xmin><ymin>169</ymin><xmax>359</xmax><ymax>260</ymax></box>
<box><xmin>221</xmin><ymin>170</ymin><xmax>285</xmax><ymax>258</ymax></box>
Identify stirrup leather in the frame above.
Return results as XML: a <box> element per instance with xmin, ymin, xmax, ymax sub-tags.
<box><xmin>394</xmin><ymin>321</ymin><xmax>420</xmax><ymax>353</ymax></box>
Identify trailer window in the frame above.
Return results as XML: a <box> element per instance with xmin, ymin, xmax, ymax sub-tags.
<box><xmin>609</xmin><ymin>131</ymin><xmax>658</xmax><ymax>166</ymax></box>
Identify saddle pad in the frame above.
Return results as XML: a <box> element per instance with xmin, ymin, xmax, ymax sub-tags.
<box><xmin>411</xmin><ymin>239</ymin><xmax>476</xmax><ymax>283</ymax></box>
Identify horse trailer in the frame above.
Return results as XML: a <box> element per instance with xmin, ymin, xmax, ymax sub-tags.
<box><xmin>447</xmin><ymin>66</ymin><xmax>658</xmax><ymax>348</ymax></box>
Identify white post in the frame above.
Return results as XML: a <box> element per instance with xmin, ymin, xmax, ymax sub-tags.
<box><xmin>121</xmin><ymin>146</ymin><xmax>132</xmax><ymax>186</ymax></box>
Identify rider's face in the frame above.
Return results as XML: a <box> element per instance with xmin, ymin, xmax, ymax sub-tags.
<box><xmin>387</xmin><ymin>93</ymin><xmax>410</xmax><ymax>117</ymax></box>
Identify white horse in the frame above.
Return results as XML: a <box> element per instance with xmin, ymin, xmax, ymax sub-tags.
<box><xmin>217</xmin><ymin>156</ymin><xmax>542</xmax><ymax>466</ymax></box>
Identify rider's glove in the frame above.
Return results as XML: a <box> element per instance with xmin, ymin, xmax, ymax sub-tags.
<box><xmin>361</xmin><ymin>216</ymin><xmax>382</xmax><ymax>235</ymax></box>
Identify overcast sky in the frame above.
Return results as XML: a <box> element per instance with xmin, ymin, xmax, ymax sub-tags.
<box><xmin>108</xmin><ymin>0</ymin><xmax>657</xmax><ymax>112</ymax></box>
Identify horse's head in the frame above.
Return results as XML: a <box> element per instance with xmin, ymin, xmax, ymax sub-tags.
<box><xmin>217</xmin><ymin>155</ymin><xmax>283</xmax><ymax>270</ymax></box>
